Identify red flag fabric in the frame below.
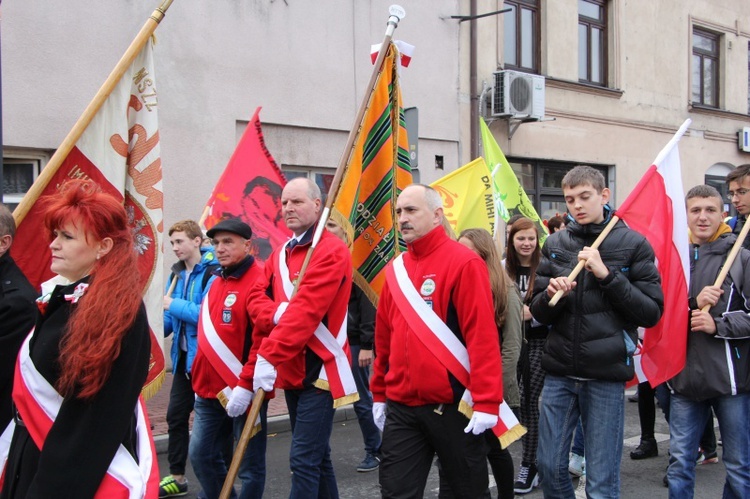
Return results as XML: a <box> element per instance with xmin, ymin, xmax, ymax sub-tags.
<box><xmin>12</xmin><ymin>41</ymin><xmax>165</xmax><ymax>398</ymax></box>
<box><xmin>203</xmin><ymin>107</ymin><xmax>289</xmax><ymax>261</ymax></box>
<box><xmin>616</xmin><ymin>120</ymin><xmax>691</xmax><ymax>387</ymax></box>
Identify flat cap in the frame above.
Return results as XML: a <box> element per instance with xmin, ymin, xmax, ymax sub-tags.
<box><xmin>206</xmin><ymin>218</ymin><xmax>253</xmax><ymax>240</ymax></box>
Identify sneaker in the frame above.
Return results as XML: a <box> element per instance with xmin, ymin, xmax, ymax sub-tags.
<box><xmin>630</xmin><ymin>438</ymin><xmax>658</xmax><ymax>460</ymax></box>
<box><xmin>696</xmin><ymin>448</ymin><xmax>719</xmax><ymax>465</ymax></box>
<box><xmin>356</xmin><ymin>453</ymin><xmax>380</xmax><ymax>472</ymax></box>
<box><xmin>568</xmin><ymin>453</ymin><xmax>585</xmax><ymax>477</ymax></box>
<box><xmin>159</xmin><ymin>476</ymin><xmax>188</xmax><ymax>498</ymax></box>
<box><xmin>574</xmin><ymin>472</ymin><xmax>587</xmax><ymax>499</ymax></box>
<box><xmin>514</xmin><ymin>462</ymin><xmax>540</xmax><ymax>495</ymax></box>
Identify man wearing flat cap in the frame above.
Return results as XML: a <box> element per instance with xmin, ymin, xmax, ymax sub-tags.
<box><xmin>188</xmin><ymin>218</ymin><xmax>269</xmax><ymax>499</ymax></box>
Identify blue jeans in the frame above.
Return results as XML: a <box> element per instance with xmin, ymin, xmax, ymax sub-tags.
<box><xmin>537</xmin><ymin>375</ymin><xmax>625</xmax><ymax>499</ymax></box>
<box><xmin>350</xmin><ymin>345</ymin><xmax>381</xmax><ymax>456</ymax></box>
<box><xmin>189</xmin><ymin>396</ymin><xmax>268</xmax><ymax>499</ymax></box>
<box><xmin>285</xmin><ymin>387</ymin><xmax>338</xmax><ymax>499</ymax></box>
<box><xmin>667</xmin><ymin>392</ymin><xmax>750</xmax><ymax>499</ymax></box>
<box><xmin>571</xmin><ymin>418</ymin><xmax>584</xmax><ymax>457</ymax></box>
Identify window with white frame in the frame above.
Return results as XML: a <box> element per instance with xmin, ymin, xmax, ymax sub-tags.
<box><xmin>281</xmin><ymin>167</ymin><xmax>335</xmax><ymax>202</ymax></box>
<box><xmin>3</xmin><ymin>155</ymin><xmax>45</xmax><ymax>211</ymax></box>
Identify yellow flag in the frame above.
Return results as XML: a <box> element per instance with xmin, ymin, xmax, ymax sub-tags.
<box><xmin>430</xmin><ymin>158</ymin><xmax>495</xmax><ymax>235</ymax></box>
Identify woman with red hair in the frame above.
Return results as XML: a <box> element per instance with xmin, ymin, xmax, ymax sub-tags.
<box><xmin>0</xmin><ymin>179</ymin><xmax>158</xmax><ymax>498</ymax></box>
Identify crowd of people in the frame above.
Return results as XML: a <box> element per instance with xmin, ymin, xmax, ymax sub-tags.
<box><xmin>0</xmin><ymin>162</ymin><xmax>749</xmax><ymax>499</ymax></box>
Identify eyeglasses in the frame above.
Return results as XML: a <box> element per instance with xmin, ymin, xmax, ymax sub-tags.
<box><xmin>727</xmin><ymin>189</ymin><xmax>750</xmax><ymax>200</ymax></box>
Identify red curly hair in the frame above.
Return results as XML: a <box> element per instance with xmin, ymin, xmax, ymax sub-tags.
<box><xmin>43</xmin><ymin>179</ymin><xmax>143</xmax><ymax>400</ymax></box>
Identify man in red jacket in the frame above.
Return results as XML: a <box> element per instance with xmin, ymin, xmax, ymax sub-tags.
<box><xmin>371</xmin><ymin>184</ymin><xmax>504</xmax><ymax>498</ymax></box>
<box><xmin>188</xmin><ymin>218</ymin><xmax>267</xmax><ymax>499</ymax></box>
<box><xmin>249</xmin><ymin>177</ymin><xmax>354</xmax><ymax>499</ymax></box>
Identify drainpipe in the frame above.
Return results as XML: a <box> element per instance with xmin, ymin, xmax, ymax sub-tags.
<box><xmin>469</xmin><ymin>0</ymin><xmax>478</xmax><ymax>159</ymax></box>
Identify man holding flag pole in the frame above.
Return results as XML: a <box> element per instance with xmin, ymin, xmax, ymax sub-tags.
<box><xmin>224</xmin><ymin>6</ymin><xmax>408</xmax><ymax>496</ymax></box>
<box><xmin>248</xmin><ymin>178</ymin><xmax>356</xmax><ymax>498</ymax></box>
<box><xmin>530</xmin><ymin>165</ymin><xmax>664</xmax><ymax>498</ymax></box>
<box><xmin>665</xmin><ymin>184</ymin><xmax>750</xmax><ymax>498</ymax></box>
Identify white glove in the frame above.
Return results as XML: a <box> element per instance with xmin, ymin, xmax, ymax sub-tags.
<box><xmin>464</xmin><ymin>411</ymin><xmax>498</xmax><ymax>435</ymax></box>
<box><xmin>226</xmin><ymin>387</ymin><xmax>254</xmax><ymax>418</ymax></box>
<box><xmin>373</xmin><ymin>402</ymin><xmax>386</xmax><ymax>432</ymax></box>
<box><xmin>273</xmin><ymin>302</ymin><xmax>289</xmax><ymax>325</ymax></box>
<box><xmin>253</xmin><ymin>355</ymin><xmax>277</xmax><ymax>392</ymax></box>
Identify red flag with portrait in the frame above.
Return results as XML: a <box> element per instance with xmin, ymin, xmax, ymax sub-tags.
<box><xmin>203</xmin><ymin>107</ymin><xmax>289</xmax><ymax>260</ymax></box>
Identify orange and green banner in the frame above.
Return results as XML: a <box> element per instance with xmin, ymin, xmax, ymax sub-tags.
<box><xmin>430</xmin><ymin>157</ymin><xmax>494</xmax><ymax>235</ymax></box>
<box><xmin>330</xmin><ymin>43</ymin><xmax>412</xmax><ymax>304</ymax></box>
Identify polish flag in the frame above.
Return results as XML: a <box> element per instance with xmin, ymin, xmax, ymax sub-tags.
<box><xmin>616</xmin><ymin>119</ymin><xmax>691</xmax><ymax>387</ymax></box>
<box><xmin>371</xmin><ymin>40</ymin><xmax>414</xmax><ymax>67</ymax></box>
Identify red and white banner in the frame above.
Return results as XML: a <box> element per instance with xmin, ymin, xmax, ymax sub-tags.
<box><xmin>12</xmin><ymin>41</ymin><xmax>165</xmax><ymax>397</ymax></box>
<box><xmin>371</xmin><ymin>40</ymin><xmax>414</xmax><ymax>67</ymax></box>
<box><xmin>617</xmin><ymin>119</ymin><xmax>691</xmax><ymax>387</ymax></box>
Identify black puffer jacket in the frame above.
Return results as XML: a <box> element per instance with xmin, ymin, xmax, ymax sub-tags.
<box><xmin>530</xmin><ymin>210</ymin><xmax>664</xmax><ymax>381</ymax></box>
<box><xmin>671</xmin><ymin>233</ymin><xmax>750</xmax><ymax>400</ymax></box>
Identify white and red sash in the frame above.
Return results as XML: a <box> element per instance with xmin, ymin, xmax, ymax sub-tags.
<box><xmin>278</xmin><ymin>241</ymin><xmax>359</xmax><ymax>407</ymax></box>
<box><xmin>197</xmin><ymin>297</ymin><xmax>244</xmax><ymax>401</ymax></box>
<box><xmin>0</xmin><ymin>420</ymin><xmax>14</xmax><ymax>489</ymax></box>
<box><xmin>386</xmin><ymin>255</ymin><xmax>526</xmax><ymax>448</ymax></box>
<box><xmin>9</xmin><ymin>331</ymin><xmax>158</xmax><ymax>498</ymax></box>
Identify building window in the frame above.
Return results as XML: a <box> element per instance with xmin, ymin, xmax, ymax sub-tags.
<box><xmin>2</xmin><ymin>157</ymin><xmax>43</xmax><ymax>211</ymax></box>
<box><xmin>578</xmin><ymin>0</ymin><xmax>607</xmax><ymax>85</ymax></box>
<box><xmin>282</xmin><ymin>168</ymin><xmax>334</xmax><ymax>201</ymax></box>
<box><xmin>506</xmin><ymin>159</ymin><xmax>609</xmax><ymax>220</ymax></box>
<box><xmin>692</xmin><ymin>28</ymin><xmax>719</xmax><ymax>108</ymax></box>
<box><xmin>503</xmin><ymin>0</ymin><xmax>540</xmax><ymax>73</ymax></box>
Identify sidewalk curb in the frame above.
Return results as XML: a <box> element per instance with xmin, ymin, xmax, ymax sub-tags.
<box><xmin>154</xmin><ymin>405</ymin><xmax>361</xmax><ymax>455</ymax></box>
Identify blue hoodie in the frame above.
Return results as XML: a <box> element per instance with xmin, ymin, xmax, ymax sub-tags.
<box><xmin>164</xmin><ymin>246</ymin><xmax>218</xmax><ymax>373</ymax></box>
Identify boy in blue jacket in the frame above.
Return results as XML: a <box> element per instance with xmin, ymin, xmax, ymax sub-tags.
<box><xmin>160</xmin><ymin>220</ymin><xmax>218</xmax><ymax>498</ymax></box>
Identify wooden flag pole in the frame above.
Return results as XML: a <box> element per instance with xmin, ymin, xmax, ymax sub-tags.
<box><xmin>700</xmin><ymin>219</ymin><xmax>750</xmax><ymax>312</ymax></box>
<box><xmin>548</xmin><ymin>215</ymin><xmax>620</xmax><ymax>307</ymax></box>
<box><xmin>218</xmin><ymin>389</ymin><xmax>265</xmax><ymax>499</ymax></box>
<box><xmin>219</xmin><ymin>7</ymin><xmax>406</xmax><ymax>498</ymax></box>
<box><xmin>293</xmin><ymin>4</ymin><xmax>406</xmax><ymax>284</ymax></box>
<box><xmin>12</xmin><ymin>0</ymin><xmax>174</xmax><ymax>225</ymax></box>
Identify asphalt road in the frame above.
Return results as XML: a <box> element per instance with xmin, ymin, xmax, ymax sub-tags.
<box><xmin>157</xmin><ymin>389</ymin><xmax>727</xmax><ymax>498</ymax></box>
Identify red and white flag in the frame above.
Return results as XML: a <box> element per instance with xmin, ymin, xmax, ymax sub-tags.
<box><xmin>202</xmin><ymin>107</ymin><xmax>289</xmax><ymax>261</ymax></box>
<box><xmin>371</xmin><ymin>40</ymin><xmax>414</xmax><ymax>67</ymax></box>
<box><xmin>12</xmin><ymin>40</ymin><xmax>165</xmax><ymax>397</ymax></box>
<box><xmin>617</xmin><ymin>119</ymin><xmax>691</xmax><ymax>387</ymax></box>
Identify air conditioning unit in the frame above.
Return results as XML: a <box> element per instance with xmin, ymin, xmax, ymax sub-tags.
<box><xmin>740</xmin><ymin>127</ymin><xmax>750</xmax><ymax>153</ymax></box>
<box><xmin>491</xmin><ymin>70</ymin><xmax>545</xmax><ymax>120</ymax></box>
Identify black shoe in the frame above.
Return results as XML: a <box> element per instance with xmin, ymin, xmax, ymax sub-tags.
<box><xmin>663</xmin><ymin>474</ymin><xmax>668</xmax><ymax>487</ymax></box>
<box><xmin>514</xmin><ymin>462</ymin><xmax>540</xmax><ymax>495</ymax></box>
<box><xmin>630</xmin><ymin>438</ymin><xmax>658</xmax><ymax>460</ymax></box>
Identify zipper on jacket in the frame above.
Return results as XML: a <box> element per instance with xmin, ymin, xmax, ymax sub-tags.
<box><xmin>572</xmin><ymin>270</ymin><xmax>584</xmax><ymax>373</ymax></box>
